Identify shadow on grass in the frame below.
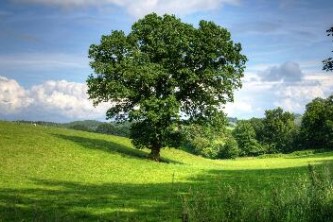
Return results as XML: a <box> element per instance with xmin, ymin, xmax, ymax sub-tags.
<box><xmin>53</xmin><ymin>134</ymin><xmax>181</xmax><ymax>164</ymax></box>
<box><xmin>1</xmin><ymin>160</ymin><xmax>332</xmax><ymax>221</ymax></box>
<box><xmin>0</xmin><ymin>179</ymin><xmax>184</xmax><ymax>221</ymax></box>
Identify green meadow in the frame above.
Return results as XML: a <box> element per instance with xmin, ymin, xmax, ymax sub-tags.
<box><xmin>0</xmin><ymin>121</ymin><xmax>332</xmax><ymax>221</ymax></box>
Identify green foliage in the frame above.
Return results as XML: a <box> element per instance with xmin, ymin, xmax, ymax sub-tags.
<box><xmin>68</xmin><ymin>123</ymin><xmax>91</xmax><ymax>131</ymax></box>
<box><xmin>191</xmin><ymin>137</ymin><xmax>211</xmax><ymax>154</ymax></box>
<box><xmin>64</xmin><ymin>120</ymin><xmax>131</xmax><ymax>137</ymax></box>
<box><xmin>248</xmin><ymin>117</ymin><xmax>265</xmax><ymax>143</ymax></box>
<box><xmin>179</xmin><ymin>123</ymin><xmax>226</xmax><ymax>159</ymax></box>
<box><xmin>87</xmin><ymin>13</ymin><xmax>247</xmax><ymax>160</ymax></box>
<box><xmin>301</xmin><ymin>95</ymin><xmax>333</xmax><ymax>149</ymax></box>
<box><xmin>65</xmin><ymin>120</ymin><xmax>102</xmax><ymax>131</ymax></box>
<box><xmin>262</xmin><ymin>107</ymin><xmax>297</xmax><ymax>153</ymax></box>
<box><xmin>218</xmin><ymin>136</ymin><xmax>240</xmax><ymax>159</ymax></box>
<box><xmin>95</xmin><ymin>122</ymin><xmax>131</xmax><ymax>137</ymax></box>
<box><xmin>233</xmin><ymin>120</ymin><xmax>263</xmax><ymax>156</ymax></box>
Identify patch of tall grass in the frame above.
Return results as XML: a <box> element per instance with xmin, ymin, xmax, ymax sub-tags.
<box><xmin>181</xmin><ymin>163</ymin><xmax>333</xmax><ymax>222</ymax></box>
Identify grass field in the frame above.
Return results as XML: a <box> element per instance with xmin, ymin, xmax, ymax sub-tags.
<box><xmin>0</xmin><ymin>121</ymin><xmax>332</xmax><ymax>221</ymax></box>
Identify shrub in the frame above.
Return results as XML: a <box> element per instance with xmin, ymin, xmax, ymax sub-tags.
<box><xmin>232</xmin><ymin>121</ymin><xmax>263</xmax><ymax>156</ymax></box>
<box><xmin>190</xmin><ymin>137</ymin><xmax>220</xmax><ymax>159</ymax></box>
<box><xmin>201</xmin><ymin>146</ymin><xmax>220</xmax><ymax>159</ymax></box>
<box><xmin>218</xmin><ymin>137</ymin><xmax>240</xmax><ymax>159</ymax></box>
<box><xmin>179</xmin><ymin>124</ymin><xmax>225</xmax><ymax>159</ymax></box>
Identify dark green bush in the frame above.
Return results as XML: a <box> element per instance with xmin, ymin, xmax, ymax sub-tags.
<box><xmin>218</xmin><ymin>137</ymin><xmax>240</xmax><ymax>159</ymax></box>
<box><xmin>179</xmin><ymin>124</ymin><xmax>225</xmax><ymax>159</ymax></box>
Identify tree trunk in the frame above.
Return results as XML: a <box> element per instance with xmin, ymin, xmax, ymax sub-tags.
<box><xmin>149</xmin><ymin>146</ymin><xmax>161</xmax><ymax>162</ymax></box>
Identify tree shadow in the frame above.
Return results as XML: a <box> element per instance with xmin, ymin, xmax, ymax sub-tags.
<box><xmin>1</xmin><ymin>159</ymin><xmax>332</xmax><ymax>221</ymax></box>
<box><xmin>52</xmin><ymin>134</ymin><xmax>181</xmax><ymax>164</ymax></box>
<box><xmin>0</xmin><ymin>179</ymin><xmax>184</xmax><ymax>221</ymax></box>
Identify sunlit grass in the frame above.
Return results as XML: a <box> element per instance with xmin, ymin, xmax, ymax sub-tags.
<box><xmin>0</xmin><ymin>121</ymin><xmax>332</xmax><ymax>221</ymax></box>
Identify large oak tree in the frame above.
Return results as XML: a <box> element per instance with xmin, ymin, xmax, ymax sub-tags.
<box><xmin>87</xmin><ymin>13</ymin><xmax>247</xmax><ymax>161</ymax></box>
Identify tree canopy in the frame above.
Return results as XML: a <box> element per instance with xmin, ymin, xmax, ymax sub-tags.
<box><xmin>262</xmin><ymin>107</ymin><xmax>296</xmax><ymax>153</ymax></box>
<box><xmin>232</xmin><ymin>120</ymin><xmax>262</xmax><ymax>156</ymax></box>
<box><xmin>87</xmin><ymin>13</ymin><xmax>247</xmax><ymax>161</ymax></box>
<box><xmin>301</xmin><ymin>95</ymin><xmax>333</xmax><ymax>149</ymax></box>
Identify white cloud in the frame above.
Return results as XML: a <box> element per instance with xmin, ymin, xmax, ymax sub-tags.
<box><xmin>273</xmin><ymin>71</ymin><xmax>333</xmax><ymax>114</ymax></box>
<box><xmin>224</xmin><ymin>99</ymin><xmax>253</xmax><ymax>117</ymax></box>
<box><xmin>29</xmin><ymin>80</ymin><xmax>108</xmax><ymax>119</ymax></box>
<box><xmin>225</xmin><ymin>61</ymin><xmax>333</xmax><ymax>119</ymax></box>
<box><xmin>274</xmin><ymin>84</ymin><xmax>326</xmax><ymax>113</ymax></box>
<box><xmin>0</xmin><ymin>76</ymin><xmax>32</xmax><ymax>114</ymax></box>
<box><xmin>12</xmin><ymin>0</ymin><xmax>241</xmax><ymax>17</ymax></box>
<box><xmin>0</xmin><ymin>76</ymin><xmax>108</xmax><ymax>122</ymax></box>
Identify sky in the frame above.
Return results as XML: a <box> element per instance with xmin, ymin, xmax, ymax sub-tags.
<box><xmin>0</xmin><ymin>0</ymin><xmax>333</xmax><ymax>122</ymax></box>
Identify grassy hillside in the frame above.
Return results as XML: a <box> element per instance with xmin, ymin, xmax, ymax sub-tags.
<box><xmin>0</xmin><ymin>121</ymin><xmax>332</xmax><ymax>221</ymax></box>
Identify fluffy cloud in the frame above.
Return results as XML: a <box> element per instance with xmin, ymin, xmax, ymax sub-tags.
<box><xmin>259</xmin><ymin>62</ymin><xmax>304</xmax><ymax>82</ymax></box>
<box><xmin>0</xmin><ymin>76</ymin><xmax>108</xmax><ymax>122</ymax></box>
<box><xmin>0</xmin><ymin>76</ymin><xmax>32</xmax><ymax>114</ymax></box>
<box><xmin>273</xmin><ymin>83</ymin><xmax>326</xmax><ymax>113</ymax></box>
<box><xmin>29</xmin><ymin>80</ymin><xmax>109</xmax><ymax>120</ymax></box>
<box><xmin>272</xmin><ymin>71</ymin><xmax>333</xmax><ymax>114</ymax></box>
<box><xmin>225</xmin><ymin>61</ymin><xmax>333</xmax><ymax>119</ymax></box>
<box><xmin>224</xmin><ymin>99</ymin><xmax>253</xmax><ymax>118</ymax></box>
<box><xmin>12</xmin><ymin>0</ymin><xmax>240</xmax><ymax>17</ymax></box>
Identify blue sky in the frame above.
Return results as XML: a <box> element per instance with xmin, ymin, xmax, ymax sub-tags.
<box><xmin>0</xmin><ymin>0</ymin><xmax>333</xmax><ymax>122</ymax></box>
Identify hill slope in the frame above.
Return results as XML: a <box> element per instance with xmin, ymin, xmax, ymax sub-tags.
<box><xmin>0</xmin><ymin>121</ymin><xmax>332</xmax><ymax>221</ymax></box>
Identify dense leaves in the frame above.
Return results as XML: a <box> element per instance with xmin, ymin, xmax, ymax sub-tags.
<box><xmin>87</xmin><ymin>13</ymin><xmax>247</xmax><ymax>160</ymax></box>
<box><xmin>179</xmin><ymin>123</ymin><xmax>226</xmax><ymax>159</ymax></box>
<box><xmin>96</xmin><ymin>122</ymin><xmax>131</xmax><ymax>137</ymax></box>
<box><xmin>262</xmin><ymin>108</ymin><xmax>297</xmax><ymax>153</ymax></box>
<box><xmin>301</xmin><ymin>95</ymin><xmax>333</xmax><ymax>149</ymax></box>
<box><xmin>218</xmin><ymin>136</ymin><xmax>240</xmax><ymax>159</ymax></box>
<box><xmin>232</xmin><ymin>121</ymin><xmax>263</xmax><ymax>156</ymax></box>
<box><xmin>221</xmin><ymin>108</ymin><xmax>299</xmax><ymax>158</ymax></box>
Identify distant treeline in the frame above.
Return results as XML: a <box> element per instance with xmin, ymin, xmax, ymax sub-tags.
<box><xmin>14</xmin><ymin>120</ymin><xmax>131</xmax><ymax>138</ymax></box>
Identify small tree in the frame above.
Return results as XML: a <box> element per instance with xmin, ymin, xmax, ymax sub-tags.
<box><xmin>301</xmin><ymin>95</ymin><xmax>333</xmax><ymax>149</ymax></box>
<box><xmin>218</xmin><ymin>136</ymin><xmax>240</xmax><ymax>159</ymax></box>
<box><xmin>262</xmin><ymin>107</ymin><xmax>296</xmax><ymax>153</ymax></box>
<box><xmin>87</xmin><ymin>13</ymin><xmax>247</xmax><ymax>161</ymax></box>
<box><xmin>180</xmin><ymin>123</ymin><xmax>226</xmax><ymax>159</ymax></box>
<box><xmin>232</xmin><ymin>120</ymin><xmax>262</xmax><ymax>156</ymax></box>
<box><xmin>248</xmin><ymin>117</ymin><xmax>265</xmax><ymax>143</ymax></box>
